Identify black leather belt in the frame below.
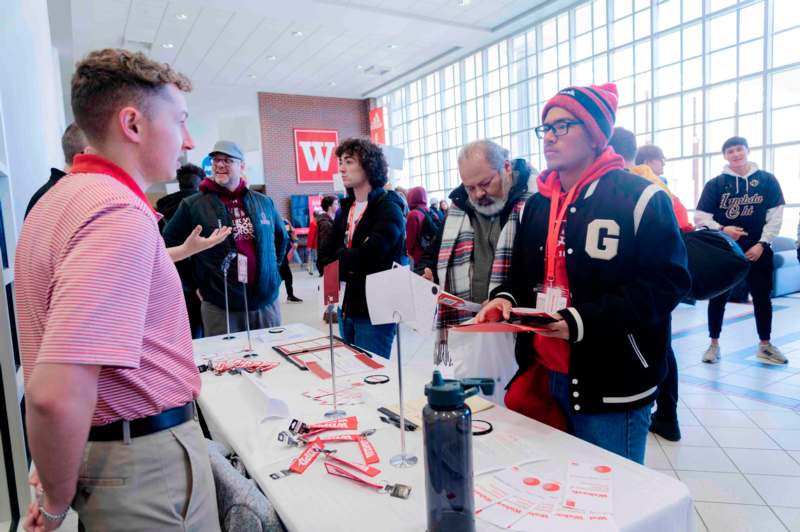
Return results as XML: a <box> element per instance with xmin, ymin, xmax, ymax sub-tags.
<box><xmin>88</xmin><ymin>403</ymin><xmax>194</xmax><ymax>441</ymax></box>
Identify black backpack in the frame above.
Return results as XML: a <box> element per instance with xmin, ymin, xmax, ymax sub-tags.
<box><xmin>683</xmin><ymin>229</ymin><xmax>751</xmax><ymax>300</ymax></box>
<box><xmin>415</xmin><ymin>207</ymin><xmax>441</xmax><ymax>252</ymax></box>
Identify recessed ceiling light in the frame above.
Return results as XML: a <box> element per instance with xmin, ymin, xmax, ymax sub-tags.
<box><xmin>266</xmin><ymin>55</ymin><xmax>277</xmax><ymax>61</ymax></box>
<box><xmin>386</xmin><ymin>44</ymin><xmax>399</xmax><ymax>49</ymax></box>
<box><xmin>356</xmin><ymin>65</ymin><xmax>364</xmax><ymax>70</ymax></box>
<box><xmin>328</xmin><ymin>81</ymin><xmax>337</xmax><ymax>86</ymax></box>
<box><xmin>457</xmin><ymin>0</ymin><xmax>472</xmax><ymax>6</ymax></box>
<box><xmin>292</xmin><ymin>31</ymin><xmax>303</xmax><ymax>37</ymax></box>
<box><xmin>249</xmin><ymin>74</ymin><xmax>257</xmax><ymax>79</ymax></box>
<box><xmin>175</xmin><ymin>13</ymin><xmax>188</xmax><ymax>20</ymax></box>
<box><xmin>161</xmin><ymin>43</ymin><xmax>174</xmax><ymax>49</ymax></box>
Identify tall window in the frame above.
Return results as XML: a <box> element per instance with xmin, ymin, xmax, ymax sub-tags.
<box><xmin>377</xmin><ymin>0</ymin><xmax>800</xmax><ymax>236</ymax></box>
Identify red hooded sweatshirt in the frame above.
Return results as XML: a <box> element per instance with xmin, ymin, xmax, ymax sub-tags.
<box><xmin>405</xmin><ymin>186</ymin><xmax>429</xmax><ymax>263</ymax></box>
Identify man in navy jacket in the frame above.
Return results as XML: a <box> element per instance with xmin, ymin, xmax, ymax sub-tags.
<box><xmin>478</xmin><ymin>84</ymin><xmax>690</xmax><ymax>464</ymax></box>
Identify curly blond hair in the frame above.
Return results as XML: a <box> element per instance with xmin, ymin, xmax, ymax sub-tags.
<box><xmin>71</xmin><ymin>48</ymin><xmax>192</xmax><ymax>142</ymax></box>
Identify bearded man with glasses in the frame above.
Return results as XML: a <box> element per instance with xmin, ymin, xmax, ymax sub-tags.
<box><xmin>419</xmin><ymin>139</ymin><xmax>537</xmax><ymax>331</ymax></box>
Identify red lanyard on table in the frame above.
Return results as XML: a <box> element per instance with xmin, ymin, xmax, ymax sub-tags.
<box><xmin>324</xmin><ymin>453</ymin><xmax>381</xmax><ymax>477</ymax></box>
<box><xmin>324</xmin><ymin>462</ymin><xmax>384</xmax><ymax>490</ymax></box>
<box><xmin>545</xmin><ymin>184</ymin><xmax>579</xmax><ymax>286</ymax></box>
<box><xmin>346</xmin><ymin>205</ymin><xmax>365</xmax><ymax>248</ymax></box>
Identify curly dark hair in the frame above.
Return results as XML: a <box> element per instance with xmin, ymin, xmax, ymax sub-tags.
<box><xmin>335</xmin><ymin>137</ymin><xmax>388</xmax><ymax>189</ymax></box>
<box><xmin>176</xmin><ymin>163</ymin><xmax>204</xmax><ymax>190</ymax></box>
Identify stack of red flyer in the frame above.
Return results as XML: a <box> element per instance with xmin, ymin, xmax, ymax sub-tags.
<box><xmin>450</xmin><ymin>307</ymin><xmax>558</xmax><ymax>334</ymax></box>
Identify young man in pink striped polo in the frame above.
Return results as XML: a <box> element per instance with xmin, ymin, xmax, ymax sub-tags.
<box><xmin>17</xmin><ymin>49</ymin><xmax>220</xmax><ymax>531</ymax></box>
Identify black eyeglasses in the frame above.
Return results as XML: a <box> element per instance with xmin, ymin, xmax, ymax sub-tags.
<box><xmin>534</xmin><ymin>120</ymin><xmax>584</xmax><ymax>139</ymax></box>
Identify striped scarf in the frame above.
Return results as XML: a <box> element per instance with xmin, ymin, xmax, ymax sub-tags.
<box><xmin>436</xmin><ymin>170</ymin><xmax>536</xmax><ymax>328</ymax></box>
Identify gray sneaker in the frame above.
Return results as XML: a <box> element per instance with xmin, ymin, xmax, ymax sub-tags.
<box><xmin>702</xmin><ymin>344</ymin><xmax>721</xmax><ymax>364</ymax></box>
<box><xmin>757</xmin><ymin>343</ymin><xmax>788</xmax><ymax>365</ymax></box>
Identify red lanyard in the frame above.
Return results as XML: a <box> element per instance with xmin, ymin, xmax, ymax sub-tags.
<box><xmin>545</xmin><ymin>185</ymin><xmax>579</xmax><ymax>285</ymax></box>
<box><xmin>324</xmin><ymin>453</ymin><xmax>381</xmax><ymax>477</ymax></box>
<box><xmin>346</xmin><ymin>204</ymin><xmax>365</xmax><ymax>248</ymax></box>
<box><xmin>324</xmin><ymin>462</ymin><xmax>384</xmax><ymax>490</ymax></box>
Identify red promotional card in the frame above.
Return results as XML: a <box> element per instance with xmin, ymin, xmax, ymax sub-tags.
<box><xmin>323</xmin><ymin>260</ymin><xmax>340</xmax><ymax>305</ymax></box>
<box><xmin>450</xmin><ymin>322</ymin><xmax>549</xmax><ymax>334</ymax></box>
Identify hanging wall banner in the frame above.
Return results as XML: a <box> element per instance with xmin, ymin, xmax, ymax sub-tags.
<box><xmin>294</xmin><ymin>129</ymin><xmax>339</xmax><ymax>184</ymax></box>
<box><xmin>369</xmin><ymin>108</ymin><xmax>385</xmax><ymax>145</ymax></box>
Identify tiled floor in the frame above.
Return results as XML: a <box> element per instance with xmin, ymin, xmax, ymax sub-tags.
<box><xmin>283</xmin><ymin>270</ymin><xmax>800</xmax><ymax>531</ymax></box>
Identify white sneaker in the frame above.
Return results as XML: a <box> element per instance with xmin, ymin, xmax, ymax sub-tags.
<box><xmin>757</xmin><ymin>343</ymin><xmax>788</xmax><ymax>365</ymax></box>
<box><xmin>702</xmin><ymin>344</ymin><xmax>721</xmax><ymax>364</ymax></box>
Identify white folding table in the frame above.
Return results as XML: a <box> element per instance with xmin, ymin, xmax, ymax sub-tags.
<box><xmin>194</xmin><ymin>323</ymin><xmax>694</xmax><ymax>532</ymax></box>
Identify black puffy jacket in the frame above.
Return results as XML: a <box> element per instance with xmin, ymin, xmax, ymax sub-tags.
<box><xmin>318</xmin><ymin>188</ymin><xmax>406</xmax><ymax>318</ymax></box>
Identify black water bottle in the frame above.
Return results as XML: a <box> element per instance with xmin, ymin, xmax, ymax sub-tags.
<box><xmin>423</xmin><ymin>371</ymin><xmax>494</xmax><ymax>532</ymax></box>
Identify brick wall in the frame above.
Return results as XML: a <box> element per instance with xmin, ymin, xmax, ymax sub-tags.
<box><xmin>258</xmin><ymin>92</ymin><xmax>370</xmax><ymax>221</ymax></box>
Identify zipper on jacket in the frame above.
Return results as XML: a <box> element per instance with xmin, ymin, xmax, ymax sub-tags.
<box><xmin>628</xmin><ymin>334</ymin><xmax>649</xmax><ymax>369</ymax></box>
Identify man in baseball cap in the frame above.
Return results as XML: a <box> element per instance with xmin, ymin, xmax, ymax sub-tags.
<box><xmin>164</xmin><ymin>140</ymin><xmax>288</xmax><ymax>335</ymax></box>
<box><xmin>479</xmin><ymin>83</ymin><xmax>690</xmax><ymax>464</ymax></box>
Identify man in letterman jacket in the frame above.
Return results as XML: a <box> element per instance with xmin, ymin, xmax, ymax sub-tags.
<box><xmin>478</xmin><ymin>83</ymin><xmax>690</xmax><ymax>464</ymax></box>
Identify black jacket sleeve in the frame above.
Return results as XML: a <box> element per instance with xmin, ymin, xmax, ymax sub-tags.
<box><xmin>560</xmin><ymin>190</ymin><xmax>691</xmax><ymax>343</ymax></box>
<box><xmin>270</xmin><ymin>200</ymin><xmax>288</xmax><ymax>265</ymax></box>
<box><xmin>318</xmin><ymin>212</ymin><xmax>344</xmax><ymax>272</ymax></box>
<box><xmin>418</xmin><ymin>213</ymin><xmax>446</xmax><ymax>280</ymax></box>
<box><xmin>336</xmin><ymin>200</ymin><xmax>404</xmax><ymax>280</ymax></box>
<box><xmin>162</xmin><ymin>199</ymin><xmax>195</xmax><ymax>248</ymax></box>
<box><xmin>162</xmin><ymin>199</ymin><xmax>199</xmax><ymax>292</ymax></box>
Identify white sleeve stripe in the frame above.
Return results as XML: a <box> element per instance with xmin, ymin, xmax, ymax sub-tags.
<box><xmin>694</xmin><ymin>210</ymin><xmax>722</xmax><ymax>230</ymax></box>
<box><xmin>565</xmin><ymin>307</ymin><xmax>584</xmax><ymax>343</ymax></box>
<box><xmin>495</xmin><ymin>292</ymin><xmax>517</xmax><ymax>305</ymax></box>
<box><xmin>583</xmin><ymin>180</ymin><xmax>600</xmax><ymax>199</ymax></box>
<box><xmin>633</xmin><ymin>184</ymin><xmax>664</xmax><ymax>236</ymax></box>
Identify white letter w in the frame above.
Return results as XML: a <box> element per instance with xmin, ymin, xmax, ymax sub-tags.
<box><xmin>299</xmin><ymin>141</ymin><xmax>335</xmax><ymax>171</ymax></box>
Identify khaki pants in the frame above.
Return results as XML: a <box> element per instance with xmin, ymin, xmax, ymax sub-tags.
<box><xmin>73</xmin><ymin>420</ymin><xmax>220</xmax><ymax>532</ymax></box>
<box><xmin>200</xmin><ymin>299</ymin><xmax>281</xmax><ymax>337</ymax></box>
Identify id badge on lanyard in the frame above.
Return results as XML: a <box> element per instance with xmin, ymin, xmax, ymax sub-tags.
<box><xmin>536</xmin><ymin>283</ymin><xmax>568</xmax><ymax>314</ymax></box>
<box><xmin>536</xmin><ymin>186</ymin><xmax>576</xmax><ymax>314</ymax></box>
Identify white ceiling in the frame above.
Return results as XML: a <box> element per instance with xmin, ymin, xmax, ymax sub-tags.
<box><xmin>56</xmin><ymin>0</ymin><xmax>572</xmax><ymax>99</ymax></box>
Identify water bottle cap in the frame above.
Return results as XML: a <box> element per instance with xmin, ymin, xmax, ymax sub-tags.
<box><xmin>424</xmin><ymin>371</ymin><xmax>467</xmax><ymax>408</ymax></box>
<box><xmin>425</xmin><ymin>371</ymin><xmax>496</xmax><ymax>408</ymax></box>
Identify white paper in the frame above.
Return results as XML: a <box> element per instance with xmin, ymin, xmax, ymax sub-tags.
<box><xmin>507</xmin><ymin>500</ymin><xmax>558</xmax><ymax>531</ymax></box>
<box><xmin>494</xmin><ymin>466</ymin><xmax>564</xmax><ymax>501</ymax></box>
<box><xmin>473</xmin><ymin>432</ymin><xmax>549</xmax><ymax>475</ymax></box>
<box><xmin>364</xmin><ymin>264</ymin><xmax>438</xmax><ymax>332</ymax></box>
<box><xmin>476</xmin><ymin>493</ymin><xmax>538</xmax><ymax>529</ymax></box>
<box><xmin>243</xmin><ymin>373</ymin><xmax>290</xmax><ymax>422</ymax></box>
<box><xmin>474</xmin><ymin>476</ymin><xmax>516</xmax><ymax>512</ymax></box>
<box><xmin>562</xmin><ymin>461</ymin><xmax>614</xmax><ymax>514</ymax></box>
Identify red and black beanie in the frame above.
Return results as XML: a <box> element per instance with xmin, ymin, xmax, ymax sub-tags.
<box><xmin>541</xmin><ymin>83</ymin><xmax>619</xmax><ymax>149</ymax></box>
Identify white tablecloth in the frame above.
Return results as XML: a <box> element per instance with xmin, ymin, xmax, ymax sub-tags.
<box><xmin>194</xmin><ymin>323</ymin><xmax>694</xmax><ymax>532</ymax></box>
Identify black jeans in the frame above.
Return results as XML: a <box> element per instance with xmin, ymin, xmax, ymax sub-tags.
<box><xmin>655</xmin><ymin>344</ymin><xmax>679</xmax><ymax>421</ymax></box>
<box><xmin>708</xmin><ymin>246</ymin><xmax>774</xmax><ymax>341</ymax></box>
<box><xmin>279</xmin><ymin>257</ymin><xmax>295</xmax><ymax>298</ymax></box>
